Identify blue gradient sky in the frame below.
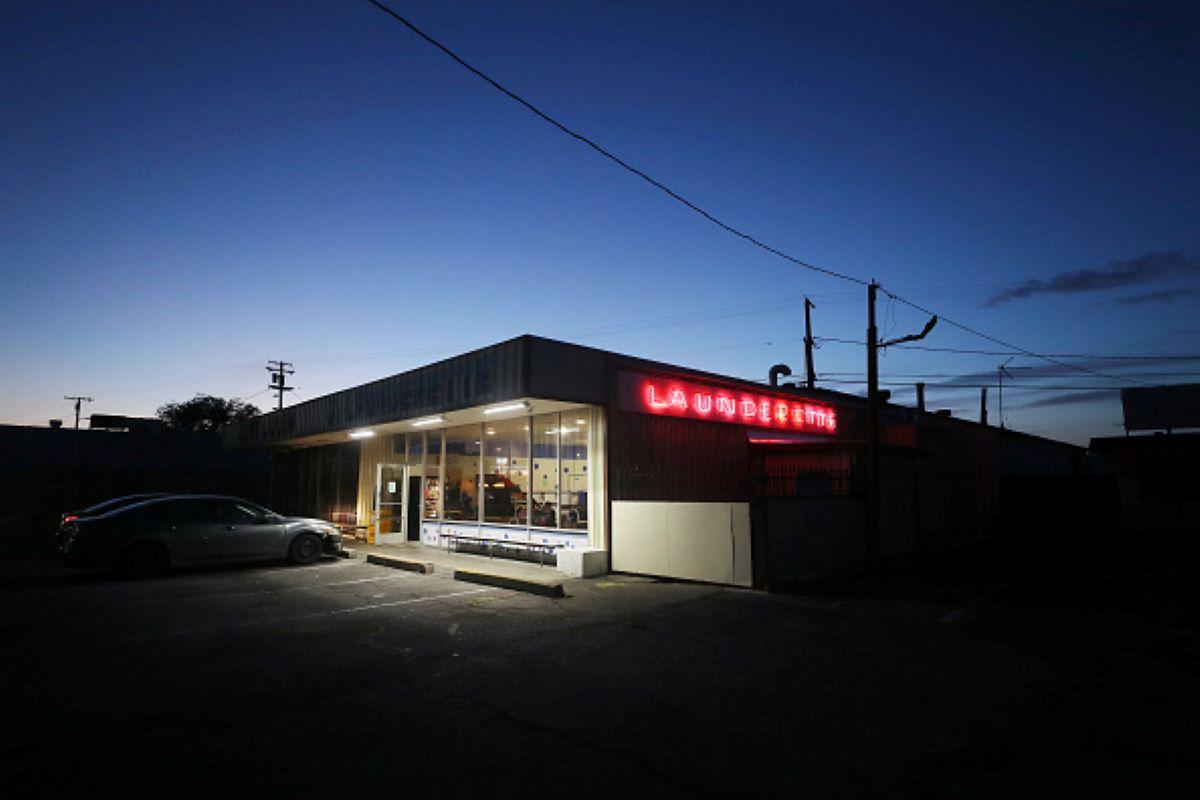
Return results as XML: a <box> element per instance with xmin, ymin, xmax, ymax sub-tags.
<box><xmin>3</xmin><ymin>1</ymin><xmax>1198</xmax><ymax>444</ymax></box>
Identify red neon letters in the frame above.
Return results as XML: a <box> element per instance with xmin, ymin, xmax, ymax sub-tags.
<box><xmin>642</xmin><ymin>379</ymin><xmax>837</xmax><ymax>433</ymax></box>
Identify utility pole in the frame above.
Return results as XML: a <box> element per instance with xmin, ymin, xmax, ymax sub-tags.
<box><xmin>64</xmin><ymin>395</ymin><xmax>93</xmax><ymax>430</ymax></box>
<box><xmin>868</xmin><ymin>286</ymin><xmax>938</xmax><ymax>563</ymax></box>
<box><xmin>866</xmin><ymin>283</ymin><xmax>880</xmax><ymax>561</ymax></box>
<box><xmin>998</xmin><ymin>357</ymin><xmax>1014</xmax><ymax>430</ymax></box>
<box><xmin>915</xmin><ymin>382</ymin><xmax>926</xmax><ymax>413</ymax></box>
<box><xmin>266</xmin><ymin>361</ymin><xmax>295</xmax><ymax>411</ymax></box>
<box><xmin>803</xmin><ymin>297</ymin><xmax>817</xmax><ymax>389</ymax></box>
<box><xmin>980</xmin><ymin>387</ymin><xmax>988</xmax><ymax>426</ymax></box>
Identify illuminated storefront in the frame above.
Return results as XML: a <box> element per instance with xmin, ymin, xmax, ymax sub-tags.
<box><xmin>227</xmin><ymin>335</ymin><xmax>862</xmax><ymax>584</ymax></box>
<box><xmin>371</xmin><ymin>406</ymin><xmax>603</xmax><ymax>553</ymax></box>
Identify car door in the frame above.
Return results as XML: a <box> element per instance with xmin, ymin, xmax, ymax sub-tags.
<box><xmin>164</xmin><ymin>499</ymin><xmax>226</xmax><ymax>564</ymax></box>
<box><xmin>213</xmin><ymin>500</ymin><xmax>285</xmax><ymax>562</ymax></box>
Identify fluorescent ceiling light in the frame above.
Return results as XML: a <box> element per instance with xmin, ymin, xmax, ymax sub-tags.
<box><xmin>483</xmin><ymin>401</ymin><xmax>531</xmax><ymax>415</ymax></box>
<box><xmin>348</xmin><ymin>430</ymin><xmax>375</xmax><ymax>439</ymax></box>
<box><xmin>412</xmin><ymin>415</ymin><xmax>446</xmax><ymax>427</ymax></box>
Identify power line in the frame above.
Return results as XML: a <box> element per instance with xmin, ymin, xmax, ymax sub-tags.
<box><xmin>365</xmin><ymin>2</ymin><xmax>1159</xmax><ymax>391</ymax></box>
<box><xmin>816</xmin><ymin>378</ymin><xmax>1130</xmax><ymax>391</ymax></box>
<box><xmin>880</xmin><ymin>288</ymin><xmax>1151</xmax><ymax>386</ymax></box>
<box><xmin>819</xmin><ymin>370</ymin><xmax>1200</xmax><ymax>379</ymax></box>
<box><xmin>366</xmin><ymin>0</ymin><xmax>866</xmax><ymax>287</ymax></box>
<box><xmin>815</xmin><ymin>337</ymin><xmax>1200</xmax><ymax>361</ymax></box>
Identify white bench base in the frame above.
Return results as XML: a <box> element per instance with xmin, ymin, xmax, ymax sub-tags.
<box><xmin>556</xmin><ymin>548</ymin><xmax>608</xmax><ymax>578</ymax></box>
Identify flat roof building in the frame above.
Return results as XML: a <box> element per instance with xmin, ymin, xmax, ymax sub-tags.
<box><xmin>228</xmin><ymin>335</ymin><xmax>1086</xmax><ymax>587</ymax></box>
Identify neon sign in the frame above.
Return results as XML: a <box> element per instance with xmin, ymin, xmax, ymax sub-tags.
<box><xmin>620</xmin><ymin>371</ymin><xmax>837</xmax><ymax>434</ymax></box>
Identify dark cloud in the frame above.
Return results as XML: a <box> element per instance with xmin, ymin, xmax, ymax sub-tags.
<box><xmin>1113</xmin><ymin>287</ymin><xmax>1200</xmax><ymax>306</ymax></box>
<box><xmin>1009</xmin><ymin>389</ymin><xmax>1120</xmax><ymax>410</ymax></box>
<box><xmin>936</xmin><ymin>355</ymin><xmax>1200</xmax><ymax>385</ymax></box>
<box><xmin>984</xmin><ymin>251</ymin><xmax>1200</xmax><ymax>307</ymax></box>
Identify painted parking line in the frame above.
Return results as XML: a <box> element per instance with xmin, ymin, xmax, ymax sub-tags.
<box><xmin>329</xmin><ymin>588</ymin><xmax>491</xmax><ymax>615</ymax></box>
<box><xmin>102</xmin><ymin>569</ymin><xmax>419</xmax><ymax>604</ymax></box>
<box><xmin>114</xmin><ymin>586</ymin><xmax>492</xmax><ymax>642</ymax></box>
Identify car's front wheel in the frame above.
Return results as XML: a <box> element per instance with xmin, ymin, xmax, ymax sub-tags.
<box><xmin>288</xmin><ymin>533</ymin><xmax>322</xmax><ymax>565</ymax></box>
<box><xmin>119</xmin><ymin>542</ymin><xmax>169</xmax><ymax>579</ymax></box>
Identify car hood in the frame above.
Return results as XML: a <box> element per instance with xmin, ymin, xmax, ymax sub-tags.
<box><xmin>281</xmin><ymin>517</ymin><xmax>340</xmax><ymax>531</ymax></box>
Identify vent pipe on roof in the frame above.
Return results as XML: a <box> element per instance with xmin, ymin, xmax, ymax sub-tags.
<box><xmin>769</xmin><ymin>364</ymin><xmax>792</xmax><ymax>387</ymax></box>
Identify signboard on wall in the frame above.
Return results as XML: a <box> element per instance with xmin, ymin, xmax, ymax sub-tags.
<box><xmin>617</xmin><ymin>370</ymin><xmax>839</xmax><ymax>434</ymax></box>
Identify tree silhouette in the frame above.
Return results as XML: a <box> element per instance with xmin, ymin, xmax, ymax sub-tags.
<box><xmin>157</xmin><ymin>395</ymin><xmax>260</xmax><ymax>432</ymax></box>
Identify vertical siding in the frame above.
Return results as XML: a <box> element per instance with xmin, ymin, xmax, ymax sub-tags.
<box><xmin>229</xmin><ymin>338</ymin><xmax>530</xmax><ymax>447</ymax></box>
<box><xmin>356</xmin><ymin>434</ymin><xmax>397</xmax><ymax>539</ymax></box>
<box><xmin>609</xmin><ymin>411</ymin><xmax>750</xmax><ymax>502</ymax></box>
<box><xmin>269</xmin><ymin>442</ymin><xmax>359</xmax><ymax>521</ymax></box>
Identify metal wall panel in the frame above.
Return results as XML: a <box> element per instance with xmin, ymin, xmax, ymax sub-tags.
<box><xmin>269</xmin><ymin>442</ymin><xmax>359</xmax><ymax>521</ymax></box>
<box><xmin>609</xmin><ymin>410</ymin><xmax>751</xmax><ymax>502</ymax></box>
<box><xmin>229</xmin><ymin>338</ymin><xmax>530</xmax><ymax>447</ymax></box>
<box><xmin>528</xmin><ymin>337</ymin><xmax>608</xmax><ymax>406</ymax></box>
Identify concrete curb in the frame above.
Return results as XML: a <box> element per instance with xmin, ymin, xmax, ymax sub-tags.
<box><xmin>338</xmin><ymin>548</ymin><xmax>356</xmax><ymax>559</ymax></box>
<box><xmin>454</xmin><ymin>568</ymin><xmax>565</xmax><ymax>598</ymax></box>
<box><xmin>366</xmin><ymin>553</ymin><xmax>434</xmax><ymax>574</ymax></box>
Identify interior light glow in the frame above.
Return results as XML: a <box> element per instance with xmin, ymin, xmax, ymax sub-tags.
<box><xmin>483</xmin><ymin>401</ymin><xmax>531</xmax><ymax>415</ymax></box>
<box><xmin>412</xmin><ymin>416</ymin><xmax>446</xmax><ymax>427</ymax></box>
<box><xmin>348</xmin><ymin>430</ymin><xmax>375</xmax><ymax>439</ymax></box>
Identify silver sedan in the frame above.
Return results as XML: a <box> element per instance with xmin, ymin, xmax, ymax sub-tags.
<box><xmin>57</xmin><ymin>494</ymin><xmax>343</xmax><ymax>578</ymax></box>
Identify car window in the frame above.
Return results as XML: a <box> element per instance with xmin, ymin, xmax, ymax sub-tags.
<box><xmin>141</xmin><ymin>499</ymin><xmax>218</xmax><ymax>524</ymax></box>
<box><xmin>217</xmin><ymin>502</ymin><xmax>262</xmax><ymax>524</ymax></box>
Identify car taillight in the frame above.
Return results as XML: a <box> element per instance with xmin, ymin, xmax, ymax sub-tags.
<box><xmin>63</xmin><ymin>515</ymin><xmax>79</xmax><ymax>524</ymax></box>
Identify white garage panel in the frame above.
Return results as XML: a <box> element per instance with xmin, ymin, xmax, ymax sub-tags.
<box><xmin>611</xmin><ymin>501</ymin><xmax>752</xmax><ymax>587</ymax></box>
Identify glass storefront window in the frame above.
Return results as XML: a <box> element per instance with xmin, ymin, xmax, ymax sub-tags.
<box><xmin>482</xmin><ymin>417</ymin><xmax>530</xmax><ymax>525</ymax></box>
<box><xmin>531</xmin><ymin>413</ymin><xmax>559</xmax><ymax>528</ymax></box>
<box><xmin>422</xmin><ymin>431</ymin><xmax>442</xmax><ymax>520</ymax></box>
<box><xmin>560</xmin><ymin>412</ymin><xmax>588</xmax><ymax>529</ymax></box>
<box><xmin>442</xmin><ymin>424</ymin><xmax>481</xmax><ymax>521</ymax></box>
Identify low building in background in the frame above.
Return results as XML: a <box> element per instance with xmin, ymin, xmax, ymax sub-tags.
<box><xmin>228</xmin><ymin>335</ymin><xmax>1091</xmax><ymax>586</ymax></box>
<box><xmin>0</xmin><ymin>422</ymin><xmax>270</xmax><ymax>536</ymax></box>
<box><xmin>1089</xmin><ymin>383</ymin><xmax>1200</xmax><ymax>536</ymax></box>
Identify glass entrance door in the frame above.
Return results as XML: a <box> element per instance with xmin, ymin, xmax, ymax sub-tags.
<box><xmin>376</xmin><ymin>464</ymin><xmax>405</xmax><ymax>543</ymax></box>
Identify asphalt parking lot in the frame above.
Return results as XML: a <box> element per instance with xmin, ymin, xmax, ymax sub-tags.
<box><xmin>2</xmin><ymin>552</ymin><xmax>1197</xmax><ymax>798</ymax></box>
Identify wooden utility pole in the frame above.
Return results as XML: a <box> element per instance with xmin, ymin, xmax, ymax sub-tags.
<box><xmin>980</xmin><ymin>387</ymin><xmax>988</xmax><ymax>426</ymax></box>
<box><xmin>64</xmin><ymin>395</ymin><xmax>93</xmax><ymax>430</ymax></box>
<box><xmin>266</xmin><ymin>361</ymin><xmax>295</xmax><ymax>411</ymax></box>
<box><xmin>866</xmin><ymin>283</ymin><xmax>880</xmax><ymax>561</ymax></box>
<box><xmin>868</xmin><ymin>287</ymin><xmax>938</xmax><ymax>562</ymax></box>
<box><xmin>803</xmin><ymin>297</ymin><xmax>817</xmax><ymax>389</ymax></box>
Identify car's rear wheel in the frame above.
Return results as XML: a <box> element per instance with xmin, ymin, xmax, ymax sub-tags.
<box><xmin>288</xmin><ymin>533</ymin><xmax>322</xmax><ymax>565</ymax></box>
<box><xmin>119</xmin><ymin>543</ymin><xmax>168</xmax><ymax>579</ymax></box>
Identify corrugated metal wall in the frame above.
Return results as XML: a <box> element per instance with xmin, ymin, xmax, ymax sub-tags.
<box><xmin>269</xmin><ymin>442</ymin><xmax>359</xmax><ymax>522</ymax></box>
<box><xmin>609</xmin><ymin>411</ymin><xmax>751</xmax><ymax>502</ymax></box>
<box><xmin>230</xmin><ymin>339</ymin><xmax>530</xmax><ymax>447</ymax></box>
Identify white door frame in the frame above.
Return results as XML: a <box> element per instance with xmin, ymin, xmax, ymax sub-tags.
<box><xmin>375</xmin><ymin>462</ymin><xmax>406</xmax><ymax>545</ymax></box>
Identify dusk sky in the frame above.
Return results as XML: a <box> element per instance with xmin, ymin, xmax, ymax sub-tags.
<box><xmin>3</xmin><ymin>0</ymin><xmax>1198</xmax><ymax>444</ymax></box>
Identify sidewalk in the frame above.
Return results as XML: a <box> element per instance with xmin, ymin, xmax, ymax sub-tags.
<box><xmin>344</xmin><ymin>540</ymin><xmax>579</xmax><ymax>584</ymax></box>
